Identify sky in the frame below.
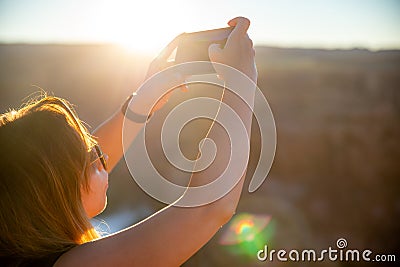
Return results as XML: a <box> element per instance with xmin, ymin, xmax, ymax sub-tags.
<box><xmin>0</xmin><ymin>0</ymin><xmax>399</xmax><ymax>54</ymax></box>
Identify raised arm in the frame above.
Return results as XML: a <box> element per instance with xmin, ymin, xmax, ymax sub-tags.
<box><xmin>92</xmin><ymin>36</ymin><xmax>180</xmax><ymax>171</ymax></box>
<box><xmin>56</xmin><ymin>17</ymin><xmax>257</xmax><ymax>267</ymax></box>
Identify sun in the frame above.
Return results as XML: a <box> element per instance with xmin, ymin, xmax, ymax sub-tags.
<box><xmin>90</xmin><ymin>0</ymin><xmax>188</xmax><ymax>56</ymax></box>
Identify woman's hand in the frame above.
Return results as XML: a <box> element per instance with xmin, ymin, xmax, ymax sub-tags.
<box><xmin>209</xmin><ymin>17</ymin><xmax>257</xmax><ymax>83</ymax></box>
<box><xmin>143</xmin><ymin>34</ymin><xmax>179</xmax><ymax>113</ymax></box>
<box><xmin>145</xmin><ymin>34</ymin><xmax>182</xmax><ymax>80</ymax></box>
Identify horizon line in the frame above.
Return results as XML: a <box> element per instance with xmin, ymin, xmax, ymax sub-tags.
<box><xmin>0</xmin><ymin>41</ymin><xmax>399</xmax><ymax>53</ymax></box>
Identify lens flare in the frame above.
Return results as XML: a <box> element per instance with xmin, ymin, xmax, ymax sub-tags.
<box><xmin>236</xmin><ymin>219</ymin><xmax>254</xmax><ymax>234</ymax></box>
<box><xmin>219</xmin><ymin>213</ymin><xmax>275</xmax><ymax>259</ymax></box>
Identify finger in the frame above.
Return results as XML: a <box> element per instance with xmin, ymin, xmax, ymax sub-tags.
<box><xmin>244</xmin><ymin>34</ymin><xmax>254</xmax><ymax>47</ymax></box>
<box><xmin>208</xmin><ymin>43</ymin><xmax>223</xmax><ymax>62</ymax></box>
<box><xmin>157</xmin><ymin>33</ymin><xmax>184</xmax><ymax>61</ymax></box>
<box><xmin>180</xmin><ymin>85</ymin><xmax>189</xmax><ymax>92</ymax></box>
<box><xmin>240</xmin><ymin>34</ymin><xmax>253</xmax><ymax>48</ymax></box>
<box><xmin>165</xmin><ymin>60</ymin><xmax>175</xmax><ymax>68</ymax></box>
<box><xmin>156</xmin><ymin>90</ymin><xmax>174</xmax><ymax>107</ymax></box>
<box><xmin>163</xmin><ymin>90</ymin><xmax>174</xmax><ymax>99</ymax></box>
<box><xmin>228</xmin><ymin>17</ymin><xmax>250</xmax><ymax>37</ymax></box>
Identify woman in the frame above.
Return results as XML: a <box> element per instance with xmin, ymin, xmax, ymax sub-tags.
<box><xmin>0</xmin><ymin>17</ymin><xmax>257</xmax><ymax>266</ymax></box>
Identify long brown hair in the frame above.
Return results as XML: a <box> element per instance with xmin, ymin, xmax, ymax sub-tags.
<box><xmin>0</xmin><ymin>95</ymin><xmax>100</xmax><ymax>259</ymax></box>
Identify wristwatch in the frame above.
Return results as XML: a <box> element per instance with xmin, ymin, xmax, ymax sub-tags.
<box><xmin>121</xmin><ymin>94</ymin><xmax>152</xmax><ymax>123</ymax></box>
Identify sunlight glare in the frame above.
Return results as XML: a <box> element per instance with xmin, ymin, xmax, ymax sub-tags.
<box><xmin>90</xmin><ymin>0</ymin><xmax>188</xmax><ymax>56</ymax></box>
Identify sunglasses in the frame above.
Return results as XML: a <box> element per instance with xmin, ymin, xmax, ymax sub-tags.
<box><xmin>94</xmin><ymin>144</ymin><xmax>108</xmax><ymax>171</ymax></box>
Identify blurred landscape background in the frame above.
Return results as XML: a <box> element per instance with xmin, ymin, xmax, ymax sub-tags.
<box><xmin>0</xmin><ymin>43</ymin><xmax>399</xmax><ymax>266</ymax></box>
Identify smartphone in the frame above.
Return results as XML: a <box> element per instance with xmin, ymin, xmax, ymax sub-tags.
<box><xmin>174</xmin><ymin>26</ymin><xmax>234</xmax><ymax>74</ymax></box>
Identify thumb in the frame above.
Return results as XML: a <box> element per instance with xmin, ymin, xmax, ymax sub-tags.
<box><xmin>208</xmin><ymin>43</ymin><xmax>223</xmax><ymax>62</ymax></box>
